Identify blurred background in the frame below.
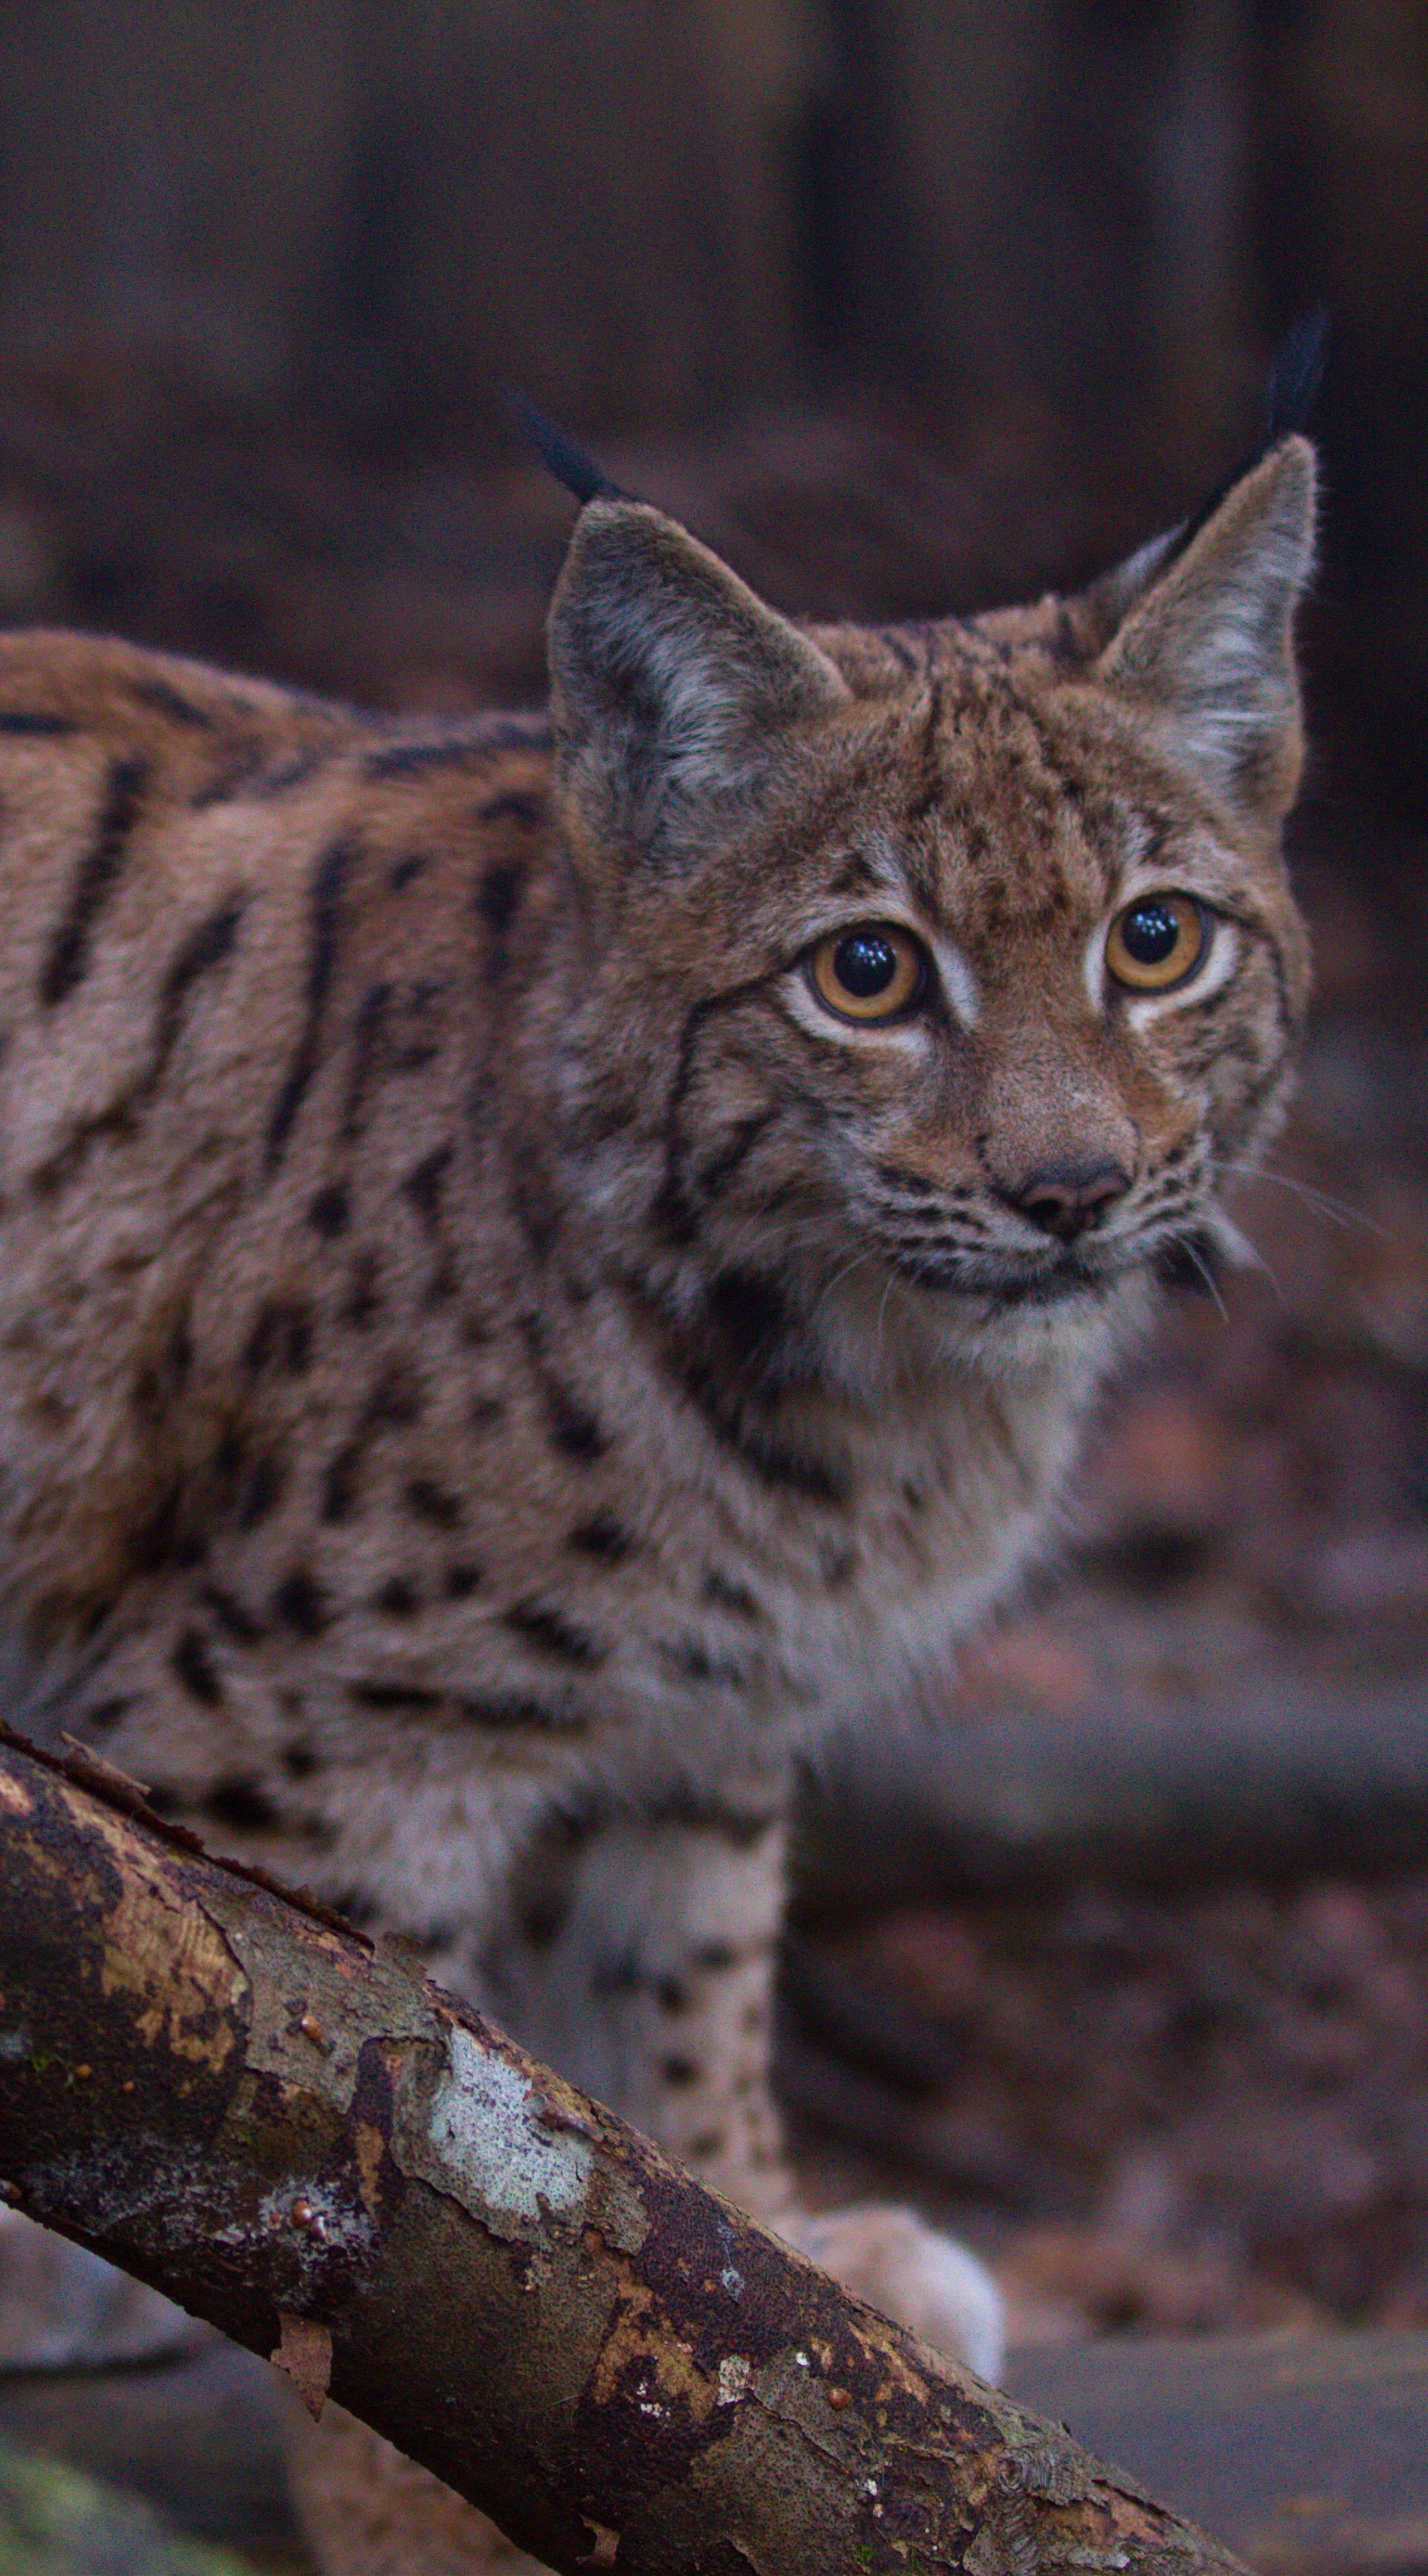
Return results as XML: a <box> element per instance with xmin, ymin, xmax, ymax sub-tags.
<box><xmin>1</xmin><ymin>0</ymin><xmax>1428</xmax><ymax>2461</ymax></box>
<box><xmin>0</xmin><ymin>0</ymin><xmax>1424</xmax><ymax>797</ymax></box>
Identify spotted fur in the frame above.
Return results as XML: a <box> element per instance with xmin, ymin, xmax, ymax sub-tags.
<box><xmin>0</xmin><ymin>438</ymin><xmax>1314</xmax><ymax>2574</ymax></box>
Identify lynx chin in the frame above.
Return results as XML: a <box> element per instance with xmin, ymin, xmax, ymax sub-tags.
<box><xmin>0</xmin><ymin>419</ymin><xmax>1313</xmax><ymax>2576</ymax></box>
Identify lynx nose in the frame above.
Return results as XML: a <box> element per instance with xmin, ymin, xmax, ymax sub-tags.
<box><xmin>1009</xmin><ymin>1158</ymin><xmax>1131</xmax><ymax>1242</ymax></box>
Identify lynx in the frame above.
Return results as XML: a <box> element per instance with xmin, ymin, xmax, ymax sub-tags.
<box><xmin>0</xmin><ymin>410</ymin><xmax>1313</xmax><ymax>2574</ymax></box>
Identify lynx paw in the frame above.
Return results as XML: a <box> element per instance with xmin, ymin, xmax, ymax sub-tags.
<box><xmin>782</xmin><ymin>2201</ymin><xmax>1005</xmax><ymax>2383</ymax></box>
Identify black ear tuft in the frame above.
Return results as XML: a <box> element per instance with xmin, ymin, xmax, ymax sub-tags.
<box><xmin>1162</xmin><ymin>307</ymin><xmax>1330</xmax><ymax>572</ymax></box>
<box><xmin>1263</xmin><ymin>305</ymin><xmax>1330</xmax><ymax>445</ymax></box>
<box><xmin>503</xmin><ymin>388</ymin><xmax>631</xmax><ymax>507</ymax></box>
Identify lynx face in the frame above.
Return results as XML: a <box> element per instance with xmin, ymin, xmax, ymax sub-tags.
<box><xmin>545</xmin><ymin>440</ymin><xmax>1313</xmax><ymax>1374</ymax></box>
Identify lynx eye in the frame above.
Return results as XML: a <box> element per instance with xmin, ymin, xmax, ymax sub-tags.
<box><xmin>809</xmin><ymin>922</ymin><xmax>927</xmax><ymax>1023</ymax></box>
<box><xmin>1105</xmin><ymin>893</ymin><xmax>1207</xmax><ymax>993</ymax></box>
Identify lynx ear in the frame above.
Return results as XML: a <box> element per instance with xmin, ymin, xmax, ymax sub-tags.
<box><xmin>548</xmin><ymin>500</ymin><xmax>849</xmax><ymax>860</ymax></box>
<box><xmin>1093</xmin><ymin>436</ymin><xmax>1317</xmax><ymax>829</ymax></box>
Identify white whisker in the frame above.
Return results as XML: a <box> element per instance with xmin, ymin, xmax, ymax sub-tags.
<box><xmin>1221</xmin><ymin>1160</ymin><xmax>1391</xmax><ymax>1240</ymax></box>
<box><xmin>1205</xmin><ymin>1209</ymin><xmax>1261</xmax><ymax>1269</ymax></box>
<box><xmin>1180</xmin><ymin>1236</ymin><xmax>1231</xmax><ymax>1323</ymax></box>
<box><xmin>875</xmin><ymin>1265</ymin><xmax>898</xmax><ymax>1359</ymax></box>
<box><xmin>1223</xmin><ymin>1219</ymin><xmax>1287</xmax><ymax>1311</ymax></box>
<box><xmin>810</xmin><ymin>1248</ymin><xmax>876</xmax><ymax>1326</ymax></box>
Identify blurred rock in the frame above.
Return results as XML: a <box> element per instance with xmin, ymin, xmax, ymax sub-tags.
<box><xmin>0</xmin><ymin>2211</ymin><xmax>202</xmax><ymax>2371</ymax></box>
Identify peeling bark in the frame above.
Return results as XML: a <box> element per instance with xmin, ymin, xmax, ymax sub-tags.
<box><xmin>0</xmin><ymin>1724</ymin><xmax>1250</xmax><ymax>2576</ymax></box>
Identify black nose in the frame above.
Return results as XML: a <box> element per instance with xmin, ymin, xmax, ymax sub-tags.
<box><xmin>1009</xmin><ymin>1159</ymin><xmax>1132</xmax><ymax>1242</ymax></box>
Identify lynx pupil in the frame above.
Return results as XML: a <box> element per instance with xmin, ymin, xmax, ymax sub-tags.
<box><xmin>1122</xmin><ymin>901</ymin><xmax>1180</xmax><ymax>966</ymax></box>
<box><xmin>835</xmin><ymin>930</ymin><xmax>898</xmax><ymax>997</ymax></box>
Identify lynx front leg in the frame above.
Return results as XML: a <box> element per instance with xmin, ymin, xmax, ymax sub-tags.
<box><xmin>497</xmin><ymin>1796</ymin><xmax>1005</xmax><ymax>2379</ymax></box>
<box><xmin>492</xmin><ymin>1794</ymin><xmax>797</xmax><ymax>2224</ymax></box>
<box><xmin>294</xmin><ymin>1796</ymin><xmax>1003</xmax><ymax>2576</ymax></box>
<box><xmin>290</xmin><ymin>1799</ymin><xmax>800</xmax><ymax>2576</ymax></box>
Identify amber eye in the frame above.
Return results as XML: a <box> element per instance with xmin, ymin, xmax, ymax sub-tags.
<box><xmin>809</xmin><ymin>922</ymin><xmax>927</xmax><ymax>1022</ymax></box>
<box><xmin>1105</xmin><ymin>893</ymin><xmax>1207</xmax><ymax>993</ymax></box>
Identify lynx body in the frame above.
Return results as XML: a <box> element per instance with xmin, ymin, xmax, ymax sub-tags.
<box><xmin>0</xmin><ymin>439</ymin><xmax>1314</xmax><ymax>2575</ymax></box>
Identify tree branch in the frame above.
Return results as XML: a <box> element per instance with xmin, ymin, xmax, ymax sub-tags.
<box><xmin>0</xmin><ymin>1723</ymin><xmax>1249</xmax><ymax>2576</ymax></box>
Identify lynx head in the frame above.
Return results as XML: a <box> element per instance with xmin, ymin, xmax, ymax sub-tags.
<box><xmin>539</xmin><ymin>434</ymin><xmax>1315</xmax><ymax>1382</ymax></box>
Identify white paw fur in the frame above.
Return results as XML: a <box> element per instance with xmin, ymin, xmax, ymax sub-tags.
<box><xmin>782</xmin><ymin>2201</ymin><xmax>1006</xmax><ymax>2384</ymax></box>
